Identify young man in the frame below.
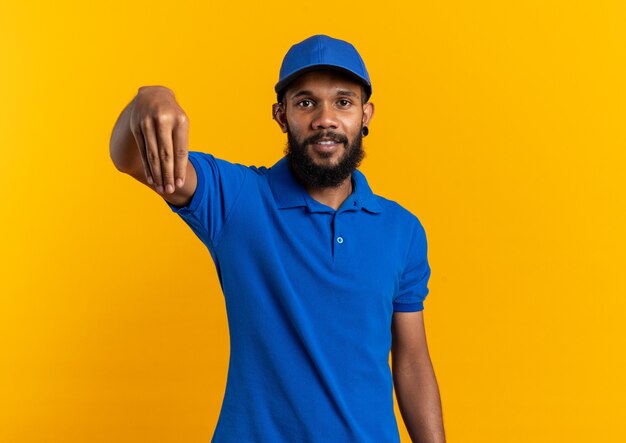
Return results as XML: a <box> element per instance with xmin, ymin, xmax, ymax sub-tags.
<box><xmin>110</xmin><ymin>34</ymin><xmax>445</xmax><ymax>443</ymax></box>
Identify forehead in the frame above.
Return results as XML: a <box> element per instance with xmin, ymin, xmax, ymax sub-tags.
<box><xmin>285</xmin><ymin>70</ymin><xmax>362</xmax><ymax>98</ymax></box>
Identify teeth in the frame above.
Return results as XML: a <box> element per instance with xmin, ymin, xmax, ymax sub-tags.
<box><xmin>317</xmin><ymin>141</ymin><xmax>337</xmax><ymax>145</ymax></box>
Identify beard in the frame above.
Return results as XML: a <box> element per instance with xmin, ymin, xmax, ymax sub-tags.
<box><xmin>284</xmin><ymin>126</ymin><xmax>366</xmax><ymax>189</ymax></box>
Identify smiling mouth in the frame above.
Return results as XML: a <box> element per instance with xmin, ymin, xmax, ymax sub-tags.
<box><xmin>316</xmin><ymin>140</ymin><xmax>339</xmax><ymax>145</ymax></box>
<box><xmin>311</xmin><ymin>140</ymin><xmax>343</xmax><ymax>153</ymax></box>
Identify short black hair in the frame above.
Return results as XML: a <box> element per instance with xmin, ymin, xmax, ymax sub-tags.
<box><xmin>277</xmin><ymin>83</ymin><xmax>369</xmax><ymax>105</ymax></box>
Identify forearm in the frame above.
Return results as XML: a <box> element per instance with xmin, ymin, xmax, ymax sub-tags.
<box><xmin>393</xmin><ymin>358</ymin><xmax>446</xmax><ymax>443</ymax></box>
<box><xmin>109</xmin><ymin>94</ymin><xmax>140</xmax><ymax>173</ymax></box>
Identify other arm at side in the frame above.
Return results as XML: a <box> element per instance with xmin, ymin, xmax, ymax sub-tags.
<box><xmin>391</xmin><ymin>310</ymin><xmax>446</xmax><ymax>443</ymax></box>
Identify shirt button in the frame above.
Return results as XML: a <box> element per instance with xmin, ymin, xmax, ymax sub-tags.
<box><xmin>336</xmin><ymin>236</ymin><xmax>344</xmax><ymax>244</ymax></box>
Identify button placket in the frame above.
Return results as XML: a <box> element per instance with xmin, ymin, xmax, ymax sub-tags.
<box><xmin>331</xmin><ymin>196</ymin><xmax>357</xmax><ymax>262</ymax></box>
<box><xmin>332</xmin><ymin>212</ymin><xmax>346</xmax><ymax>262</ymax></box>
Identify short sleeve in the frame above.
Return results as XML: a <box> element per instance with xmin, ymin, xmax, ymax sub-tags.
<box><xmin>393</xmin><ymin>218</ymin><xmax>431</xmax><ymax>312</ymax></box>
<box><xmin>165</xmin><ymin>150</ymin><xmax>248</xmax><ymax>249</ymax></box>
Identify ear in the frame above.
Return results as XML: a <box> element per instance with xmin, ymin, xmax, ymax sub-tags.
<box><xmin>272</xmin><ymin>103</ymin><xmax>288</xmax><ymax>133</ymax></box>
<box><xmin>362</xmin><ymin>101</ymin><xmax>375</xmax><ymax>128</ymax></box>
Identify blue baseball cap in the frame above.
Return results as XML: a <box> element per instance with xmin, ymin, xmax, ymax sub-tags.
<box><xmin>275</xmin><ymin>34</ymin><xmax>372</xmax><ymax>102</ymax></box>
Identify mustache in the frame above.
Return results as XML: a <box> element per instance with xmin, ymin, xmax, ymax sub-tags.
<box><xmin>303</xmin><ymin>131</ymin><xmax>349</xmax><ymax>146</ymax></box>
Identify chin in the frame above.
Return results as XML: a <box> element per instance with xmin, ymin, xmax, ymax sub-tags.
<box><xmin>311</xmin><ymin>154</ymin><xmax>345</xmax><ymax>169</ymax></box>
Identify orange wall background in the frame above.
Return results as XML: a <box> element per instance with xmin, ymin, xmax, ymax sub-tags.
<box><xmin>1</xmin><ymin>1</ymin><xmax>625</xmax><ymax>442</ymax></box>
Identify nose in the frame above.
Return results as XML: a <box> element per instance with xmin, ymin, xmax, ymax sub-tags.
<box><xmin>311</xmin><ymin>102</ymin><xmax>339</xmax><ymax>130</ymax></box>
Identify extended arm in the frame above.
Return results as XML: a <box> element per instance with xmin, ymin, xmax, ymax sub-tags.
<box><xmin>391</xmin><ymin>310</ymin><xmax>446</xmax><ymax>443</ymax></box>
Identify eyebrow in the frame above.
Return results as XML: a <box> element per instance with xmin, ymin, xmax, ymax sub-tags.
<box><xmin>290</xmin><ymin>89</ymin><xmax>358</xmax><ymax>100</ymax></box>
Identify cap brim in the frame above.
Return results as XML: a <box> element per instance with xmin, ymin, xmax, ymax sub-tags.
<box><xmin>275</xmin><ymin>64</ymin><xmax>372</xmax><ymax>101</ymax></box>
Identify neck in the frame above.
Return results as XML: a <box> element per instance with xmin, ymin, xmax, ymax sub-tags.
<box><xmin>305</xmin><ymin>175</ymin><xmax>353</xmax><ymax>211</ymax></box>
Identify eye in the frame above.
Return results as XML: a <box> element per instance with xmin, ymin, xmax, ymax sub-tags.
<box><xmin>297</xmin><ymin>99</ymin><xmax>314</xmax><ymax>108</ymax></box>
<box><xmin>337</xmin><ymin>99</ymin><xmax>352</xmax><ymax>107</ymax></box>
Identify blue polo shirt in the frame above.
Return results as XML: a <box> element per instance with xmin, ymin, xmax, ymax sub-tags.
<box><xmin>165</xmin><ymin>151</ymin><xmax>431</xmax><ymax>442</ymax></box>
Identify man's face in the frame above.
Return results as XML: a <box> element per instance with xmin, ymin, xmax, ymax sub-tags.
<box><xmin>274</xmin><ymin>70</ymin><xmax>375</xmax><ymax>188</ymax></box>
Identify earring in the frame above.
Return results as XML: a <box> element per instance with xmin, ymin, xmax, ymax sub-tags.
<box><xmin>361</xmin><ymin>126</ymin><xmax>369</xmax><ymax>137</ymax></box>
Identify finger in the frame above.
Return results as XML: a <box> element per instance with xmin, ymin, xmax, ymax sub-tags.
<box><xmin>131</xmin><ymin>124</ymin><xmax>154</xmax><ymax>185</ymax></box>
<box><xmin>141</xmin><ymin>117</ymin><xmax>164</xmax><ymax>194</ymax></box>
<box><xmin>156</xmin><ymin>119</ymin><xmax>176</xmax><ymax>194</ymax></box>
<box><xmin>172</xmin><ymin>115</ymin><xmax>189</xmax><ymax>188</ymax></box>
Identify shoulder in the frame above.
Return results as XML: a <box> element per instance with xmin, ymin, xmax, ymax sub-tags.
<box><xmin>187</xmin><ymin>151</ymin><xmax>274</xmax><ymax>184</ymax></box>
<box><xmin>372</xmin><ymin>194</ymin><xmax>427</xmax><ymax>234</ymax></box>
<box><xmin>189</xmin><ymin>150</ymin><xmax>254</xmax><ymax>172</ymax></box>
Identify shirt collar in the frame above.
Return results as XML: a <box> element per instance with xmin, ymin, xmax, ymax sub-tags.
<box><xmin>268</xmin><ymin>155</ymin><xmax>382</xmax><ymax>214</ymax></box>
